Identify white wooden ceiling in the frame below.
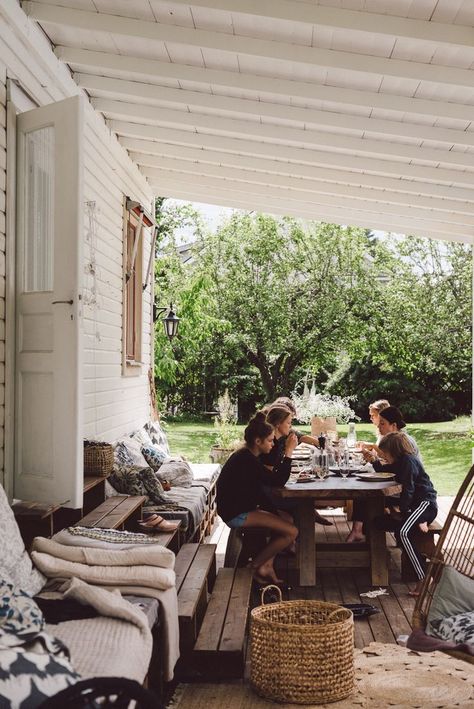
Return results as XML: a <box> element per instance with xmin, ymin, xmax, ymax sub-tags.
<box><xmin>23</xmin><ymin>0</ymin><xmax>474</xmax><ymax>242</ymax></box>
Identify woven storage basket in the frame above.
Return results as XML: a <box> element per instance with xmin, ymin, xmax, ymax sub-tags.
<box><xmin>83</xmin><ymin>441</ymin><xmax>114</xmax><ymax>477</ymax></box>
<box><xmin>250</xmin><ymin>586</ymin><xmax>354</xmax><ymax>705</ymax></box>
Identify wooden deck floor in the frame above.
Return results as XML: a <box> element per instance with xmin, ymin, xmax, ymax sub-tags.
<box><xmin>209</xmin><ymin>512</ymin><xmax>418</xmax><ymax>650</ymax></box>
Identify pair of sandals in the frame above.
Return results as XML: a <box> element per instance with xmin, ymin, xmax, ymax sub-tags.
<box><xmin>138</xmin><ymin>514</ymin><xmax>180</xmax><ymax>533</ymax></box>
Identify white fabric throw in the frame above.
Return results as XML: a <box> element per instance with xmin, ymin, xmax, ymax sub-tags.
<box><xmin>31</xmin><ymin>551</ymin><xmax>175</xmax><ymax>590</ymax></box>
<box><xmin>32</xmin><ymin>536</ymin><xmax>175</xmax><ymax>570</ymax></box>
<box><xmin>46</xmin><ymin>579</ymin><xmax>153</xmax><ymax>683</ymax></box>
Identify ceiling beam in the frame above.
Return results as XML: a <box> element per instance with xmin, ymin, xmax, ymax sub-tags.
<box><xmin>155</xmin><ymin>186</ymin><xmax>472</xmax><ymax>244</ymax></box>
<box><xmin>130</xmin><ymin>150</ymin><xmax>474</xmax><ymax>221</ymax></box>
<box><xmin>138</xmin><ymin>162</ymin><xmax>474</xmax><ymax>228</ymax></box>
<box><xmin>93</xmin><ymin>98</ymin><xmax>474</xmax><ymax>171</ymax></box>
<box><xmin>120</xmin><ymin>135</ymin><xmax>474</xmax><ymax>205</ymax></box>
<box><xmin>148</xmin><ymin>177</ymin><xmax>472</xmax><ymax>243</ymax></box>
<box><xmin>56</xmin><ymin>46</ymin><xmax>474</xmax><ymax>122</ymax></box>
<box><xmin>24</xmin><ymin>2</ymin><xmax>474</xmax><ymax>88</ymax></box>
<box><xmin>169</xmin><ymin>0</ymin><xmax>474</xmax><ymax>49</ymax></box>
<box><xmin>106</xmin><ymin>116</ymin><xmax>474</xmax><ymax>188</ymax></box>
<box><xmin>143</xmin><ymin>166</ymin><xmax>472</xmax><ymax>236</ymax></box>
<box><xmin>76</xmin><ymin>73</ymin><xmax>474</xmax><ymax>148</ymax></box>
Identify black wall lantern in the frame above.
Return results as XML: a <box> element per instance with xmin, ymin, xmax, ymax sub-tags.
<box><xmin>154</xmin><ymin>302</ymin><xmax>180</xmax><ymax>342</ymax></box>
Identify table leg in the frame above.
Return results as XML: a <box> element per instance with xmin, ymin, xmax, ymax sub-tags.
<box><xmin>297</xmin><ymin>499</ymin><xmax>316</xmax><ymax>586</ymax></box>
<box><xmin>366</xmin><ymin>497</ymin><xmax>388</xmax><ymax>586</ymax></box>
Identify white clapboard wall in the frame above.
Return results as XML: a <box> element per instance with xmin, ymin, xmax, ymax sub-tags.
<box><xmin>0</xmin><ymin>1</ymin><xmax>155</xmax><ymax>490</ymax></box>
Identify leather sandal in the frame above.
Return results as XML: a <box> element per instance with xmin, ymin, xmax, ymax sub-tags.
<box><xmin>138</xmin><ymin>514</ymin><xmax>181</xmax><ymax>532</ymax></box>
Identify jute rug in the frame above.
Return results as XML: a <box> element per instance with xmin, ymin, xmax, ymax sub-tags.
<box><xmin>170</xmin><ymin>643</ymin><xmax>474</xmax><ymax>708</ymax></box>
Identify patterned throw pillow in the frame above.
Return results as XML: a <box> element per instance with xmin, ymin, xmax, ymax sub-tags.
<box><xmin>431</xmin><ymin>610</ymin><xmax>474</xmax><ymax>646</ymax></box>
<box><xmin>141</xmin><ymin>444</ymin><xmax>168</xmax><ymax>471</ymax></box>
<box><xmin>113</xmin><ymin>439</ymin><xmax>148</xmax><ymax>474</ymax></box>
<box><xmin>0</xmin><ymin>581</ymin><xmax>79</xmax><ymax>706</ymax></box>
<box><xmin>145</xmin><ymin>421</ymin><xmax>170</xmax><ymax>455</ymax></box>
<box><xmin>0</xmin><ymin>485</ymin><xmax>45</xmax><ymax>596</ymax></box>
<box><xmin>130</xmin><ymin>428</ymin><xmax>153</xmax><ymax>446</ymax></box>
<box><xmin>109</xmin><ymin>467</ymin><xmax>169</xmax><ymax>505</ymax></box>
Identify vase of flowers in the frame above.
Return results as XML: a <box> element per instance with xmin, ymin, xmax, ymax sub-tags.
<box><xmin>291</xmin><ymin>378</ymin><xmax>358</xmax><ymax>437</ymax></box>
<box><xmin>210</xmin><ymin>390</ymin><xmax>241</xmax><ymax>465</ymax></box>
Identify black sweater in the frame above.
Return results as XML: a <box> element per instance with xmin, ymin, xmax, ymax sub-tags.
<box><xmin>390</xmin><ymin>453</ymin><xmax>437</xmax><ymax>513</ymax></box>
<box><xmin>216</xmin><ymin>446</ymin><xmax>292</xmax><ymax>523</ymax></box>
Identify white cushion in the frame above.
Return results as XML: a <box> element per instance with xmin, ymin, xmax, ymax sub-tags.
<box><xmin>0</xmin><ymin>485</ymin><xmax>45</xmax><ymax>595</ymax></box>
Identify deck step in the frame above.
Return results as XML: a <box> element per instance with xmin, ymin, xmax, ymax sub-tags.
<box><xmin>192</xmin><ymin>566</ymin><xmax>253</xmax><ymax>679</ymax></box>
<box><xmin>176</xmin><ymin>543</ymin><xmax>217</xmax><ymax>651</ymax></box>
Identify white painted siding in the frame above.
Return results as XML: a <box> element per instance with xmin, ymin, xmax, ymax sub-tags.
<box><xmin>0</xmin><ymin>1</ymin><xmax>155</xmax><ymax>492</ymax></box>
<box><xmin>0</xmin><ymin>61</ymin><xmax>6</xmax><ymax>489</ymax></box>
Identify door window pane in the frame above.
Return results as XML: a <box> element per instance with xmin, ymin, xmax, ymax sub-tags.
<box><xmin>24</xmin><ymin>126</ymin><xmax>54</xmax><ymax>292</ymax></box>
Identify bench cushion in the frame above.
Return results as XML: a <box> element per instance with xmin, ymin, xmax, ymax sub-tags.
<box><xmin>190</xmin><ymin>463</ymin><xmax>221</xmax><ymax>485</ymax></box>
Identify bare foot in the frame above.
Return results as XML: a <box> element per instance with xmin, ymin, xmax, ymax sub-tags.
<box><xmin>249</xmin><ymin>562</ymin><xmax>283</xmax><ymax>585</ymax></box>
<box><xmin>418</xmin><ymin>521</ymin><xmax>429</xmax><ymax>533</ymax></box>
<box><xmin>346</xmin><ymin>532</ymin><xmax>365</xmax><ymax>543</ymax></box>
<box><xmin>408</xmin><ymin>580</ymin><xmax>424</xmax><ymax>597</ymax></box>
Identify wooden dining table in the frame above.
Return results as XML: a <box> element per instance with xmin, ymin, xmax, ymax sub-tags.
<box><xmin>273</xmin><ymin>474</ymin><xmax>402</xmax><ymax>587</ymax></box>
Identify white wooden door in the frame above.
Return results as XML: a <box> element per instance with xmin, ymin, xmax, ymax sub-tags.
<box><xmin>15</xmin><ymin>95</ymin><xmax>84</xmax><ymax>508</ymax></box>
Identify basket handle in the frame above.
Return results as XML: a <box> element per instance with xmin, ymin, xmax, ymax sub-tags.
<box><xmin>327</xmin><ymin>608</ymin><xmax>346</xmax><ymax>622</ymax></box>
<box><xmin>260</xmin><ymin>585</ymin><xmax>283</xmax><ymax>604</ymax></box>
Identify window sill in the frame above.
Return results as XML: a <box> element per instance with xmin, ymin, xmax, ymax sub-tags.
<box><xmin>123</xmin><ymin>359</ymin><xmax>143</xmax><ymax>377</ymax></box>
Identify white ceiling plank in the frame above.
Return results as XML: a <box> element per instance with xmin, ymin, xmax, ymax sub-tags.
<box><xmin>137</xmin><ymin>159</ymin><xmax>474</xmax><ymax>226</ymax></box>
<box><xmin>166</xmin><ymin>0</ymin><xmax>474</xmax><ymax>48</ymax></box>
<box><xmin>75</xmin><ymin>72</ymin><xmax>474</xmax><ymax>148</ymax></box>
<box><xmin>151</xmin><ymin>185</ymin><xmax>471</xmax><ymax>244</ymax></box>
<box><xmin>95</xmin><ymin>102</ymin><xmax>474</xmax><ymax>180</ymax></box>
<box><xmin>147</xmin><ymin>174</ymin><xmax>473</xmax><ymax>241</ymax></box>
<box><xmin>55</xmin><ymin>46</ymin><xmax>474</xmax><ymax>121</ymax></box>
<box><xmin>125</xmin><ymin>145</ymin><xmax>474</xmax><ymax>216</ymax></box>
<box><xmin>107</xmin><ymin>117</ymin><xmax>474</xmax><ymax>188</ymax></box>
<box><xmin>24</xmin><ymin>2</ymin><xmax>474</xmax><ymax>87</ymax></box>
<box><xmin>119</xmin><ymin>134</ymin><xmax>474</xmax><ymax>204</ymax></box>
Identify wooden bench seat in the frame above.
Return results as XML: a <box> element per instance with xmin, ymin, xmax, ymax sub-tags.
<box><xmin>76</xmin><ymin>494</ymin><xmax>147</xmax><ymax>530</ymax></box>
<box><xmin>175</xmin><ymin>542</ymin><xmax>217</xmax><ymax>651</ymax></box>
<box><xmin>191</xmin><ymin>566</ymin><xmax>253</xmax><ymax>679</ymax></box>
<box><xmin>401</xmin><ymin>519</ymin><xmax>444</xmax><ymax>582</ymax></box>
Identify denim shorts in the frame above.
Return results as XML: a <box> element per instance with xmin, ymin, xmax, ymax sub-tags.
<box><xmin>227</xmin><ymin>512</ymin><xmax>249</xmax><ymax>528</ymax></box>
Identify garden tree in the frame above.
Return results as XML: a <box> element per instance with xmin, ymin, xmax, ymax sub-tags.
<box><xmin>193</xmin><ymin>213</ymin><xmax>379</xmax><ymax>402</ymax></box>
<box><xmin>329</xmin><ymin>236</ymin><xmax>472</xmax><ymax>420</ymax></box>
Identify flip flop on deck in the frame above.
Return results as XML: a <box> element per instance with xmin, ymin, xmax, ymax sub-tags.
<box><xmin>138</xmin><ymin>514</ymin><xmax>181</xmax><ymax>532</ymax></box>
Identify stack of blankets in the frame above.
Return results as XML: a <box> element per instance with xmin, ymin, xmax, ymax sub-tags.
<box><xmin>31</xmin><ymin>527</ymin><xmax>180</xmax><ymax>682</ymax></box>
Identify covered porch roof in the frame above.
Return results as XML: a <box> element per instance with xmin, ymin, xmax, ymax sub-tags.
<box><xmin>23</xmin><ymin>0</ymin><xmax>474</xmax><ymax>244</ymax></box>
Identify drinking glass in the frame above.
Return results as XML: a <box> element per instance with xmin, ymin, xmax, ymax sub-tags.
<box><xmin>340</xmin><ymin>466</ymin><xmax>350</xmax><ymax>479</ymax></box>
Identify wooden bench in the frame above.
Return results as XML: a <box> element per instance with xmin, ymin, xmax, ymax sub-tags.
<box><xmin>400</xmin><ymin>519</ymin><xmax>444</xmax><ymax>582</ymax></box>
<box><xmin>224</xmin><ymin>527</ymin><xmax>267</xmax><ymax>568</ymax></box>
<box><xmin>13</xmin><ymin>476</ymin><xmax>110</xmax><ymax>548</ymax></box>
<box><xmin>76</xmin><ymin>494</ymin><xmax>147</xmax><ymax>530</ymax></box>
<box><xmin>175</xmin><ymin>542</ymin><xmax>217</xmax><ymax>651</ymax></box>
<box><xmin>191</xmin><ymin>566</ymin><xmax>253</xmax><ymax>678</ymax></box>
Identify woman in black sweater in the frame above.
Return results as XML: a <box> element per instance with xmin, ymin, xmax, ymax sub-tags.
<box><xmin>216</xmin><ymin>411</ymin><xmax>298</xmax><ymax>585</ymax></box>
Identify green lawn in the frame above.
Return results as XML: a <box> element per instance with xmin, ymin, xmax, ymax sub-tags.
<box><xmin>164</xmin><ymin>417</ymin><xmax>472</xmax><ymax>496</ymax></box>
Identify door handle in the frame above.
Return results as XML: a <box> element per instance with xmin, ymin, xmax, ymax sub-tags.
<box><xmin>52</xmin><ymin>299</ymin><xmax>73</xmax><ymax>305</ymax></box>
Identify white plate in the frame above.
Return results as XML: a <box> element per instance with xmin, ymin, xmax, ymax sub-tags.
<box><xmin>356</xmin><ymin>472</ymin><xmax>395</xmax><ymax>482</ymax></box>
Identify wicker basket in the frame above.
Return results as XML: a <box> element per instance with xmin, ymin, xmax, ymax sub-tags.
<box><xmin>250</xmin><ymin>586</ymin><xmax>354</xmax><ymax>705</ymax></box>
<box><xmin>83</xmin><ymin>441</ymin><xmax>114</xmax><ymax>477</ymax></box>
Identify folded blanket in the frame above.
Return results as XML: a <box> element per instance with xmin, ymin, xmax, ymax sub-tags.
<box><xmin>40</xmin><ymin>580</ymin><xmax>179</xmax><ymax>681</ymax></box>
<box><xmin>52</xmin><ymin>527</ymin><xmax>162</xmax><ymax>549</ymax></box>
<box><xmin>32</xmin><ymin>537</ymin><xmax>175</xmax><ymax>570</ymax></box>
<box><xmin>31</xmin><ymin>552</ymin><xmax>175</xmax><ymax>590</ymax></box>
<box><xmin>45</xmin><ymin>579</ymin><xmax>153</xmax><ymax>684</ymax></box>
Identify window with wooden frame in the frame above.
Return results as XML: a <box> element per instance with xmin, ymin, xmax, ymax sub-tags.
<box><xmin>122</xmin><ymin>198</ymin><xmax>154</xmax><ymax>374</ymax></box>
